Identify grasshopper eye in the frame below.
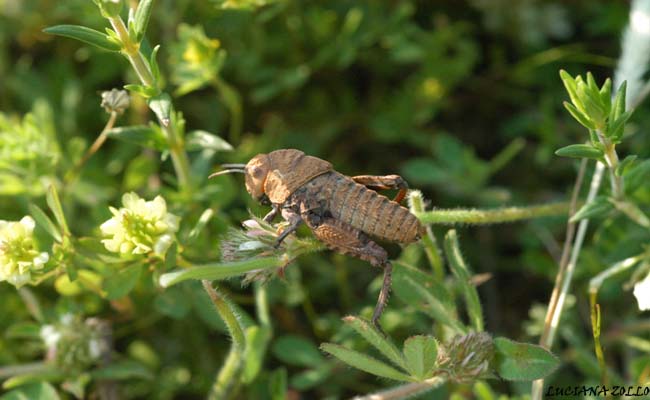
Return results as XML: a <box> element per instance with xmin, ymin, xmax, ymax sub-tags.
<box><xmin>251</xmin><ymin>166</ymin><xmax>264</xmax><ymax>179</ymax></box>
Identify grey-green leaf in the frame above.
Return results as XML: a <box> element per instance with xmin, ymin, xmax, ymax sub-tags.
<box><xmin>320</xmin><ymin>343</ymin><xmax>413</xmax><ymax>382</ymax></box>
<box><xmin>43</xmin><ymin>25</ymin><xmax>121</xmax><ymax>51</ymax></box>
<box><xmin>133</xmin><ymin>0</ymin><xmax>154</xmax><ymax>43</ymax></box>
<box><xmin>0</xmin><ymin>382</ymin><xmax>61</xmax><ymax>400</ymax></box>
<box><xmin>570</xmin><ymin>196</ymin><xmax>613</xmax><ymax>222</ymax></box>
<box><xmin>106</xmin><ymin>125</ymin><xmax>168</xmax><ymax>151</ymax></box>
<box><xmin>46</xmin><ymin>185</ymin><xmax>69</xmax><ymax>235</ymax></box>
<box><xmin>28</xmin><ymin>204</ymin><xmax>62</xmax><ymax>243</ymax></box>
<box><xmin>159</xmin><ymin>257</ymin><xmax>282</xmax><ymax>288</ymax></box>
<box><xmin>186</xmin><ymin>130</ymin><xmax>233</xmax><ymax>152</ymax></box>
<box><xmin>272</xmin><ymin>334</ymin><xmax>325</xmax><ymax>367</ymax></box>
<box><xmin>148</xmin><ymin>93</ymin><xmax>173</xmax><ymax>126</ymax></box>
<box><xmin>555</xmin><ymin>144</ymin><xmax>604</xmax><ymax>161</ymax></box>
<box><xmin>103</xmin><ymin>265</ymin><xmax>143</xmax><ymax>300</ymax></box>
<box><xmin>343</xmin><ymin>316</ymin><xmax>407</xmax><ymax>371</ymax></box>
<box><xmin>616</xmin><ymin>155</ymin><xmax>637</xmax><ymax>177</ymax></box>
<box><xmin>493</xmin><ymin>337</ymin><xmax>560</xmax><ymax>381</ymax></box>
<box><xmin>403</xmin><ymin>335</ymin><xmax>438</xmax><ymax>380</ymax></box>
<box><xmin>243</xmin><ymin>325</ymin><xmax>272</xmax><ymax>383</ymax></box>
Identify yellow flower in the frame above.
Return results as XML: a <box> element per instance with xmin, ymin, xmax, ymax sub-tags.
<box><xmin>0</xmin><ymin>216</ymin><xmax>49</xmax><ymax>287</ymax></box>
<box><xmin>100</xmin><ymin>192</ymin><xmax>180</xmax><ymax>256</ymax></box>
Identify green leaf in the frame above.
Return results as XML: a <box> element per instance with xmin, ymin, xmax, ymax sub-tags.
<box><xmin>570</xmin><ymin>196</ymin><xmax>613</xmax><ymax>222</ymax></box>
<box><xmin>444</xmin><ymin>230</ymin><xmax>483</xmax><ymax>332</ymax></box>
<box><xmin>159</xmin><ymin>257</ymin><xmax>283</xmax><ymax>287</ymax></box>
<box><xmin>243</xmin><ymin>325</ymin><xmax>272</xmax><ymax>383</ymax></box>
<box><xmin>610</xmin><ymin>199</ymin><xmax>650</xmax><ymax>228</ymax></box>
<box><xmin>625</xmin><ymin>159</ymin><xmax>650</xmax><ymax>195</ymax></box>
<box><xmin>598</xmin><ymin>77</ymin><xmax>612</xmax><ymax>108</ymax></box>
<box><xmin>149</xmin><ymin>45</ymin><xmax>162</xmax><ymax>84</ymax></box>
<box><xmin>320</xmin><ymin>343</ymin><xmax>413</xmax><ymax>382</ymax></box>
<box><xmin>272</xmin><ymin>335</ymin><xmax>325</xmax><ymax>367</ymax></box>
<box><xmin>28</xmin><ymin>204</ymin><xmax>62</xmax><ymax>243</ymax></box>
<box><xmin>103</xmin><ymin>264</ymin><xmax>143</xmax><ymax>300</ymax></box>
<box><xmin>493</xmin><ymin>337</ymin><xmax>560</xmax><ymax>381</ymax></box>
<box><xmin>562</xmin><ymin>102</ymin><xmax>595</xmax><ymax>130</ymax></box>
<box><xmin>611</xmin><ymin>80</ymin><xmax>627</xmax><ymax>121</ymax></box>
<box><xmin>0</xmin><ymin>382</ymin><xmax>61</xmax><ymax>400</ymax></box>
<box><xmin>555</xmin><ymin>144</ymin><xmax>604</xmax><ymax>161</ymax></box>
<box><xmin>106</xmin><ymin>125</ymin><xmax>168</xmax><ymax>151</ymax></box>
<box><xmin>616</xmin><ymin>155</ymin><xmax>637</xmax><ymax>177</ymax></box>
<box><xmin>90</xmin><ymin>360</ymin><xmax>154</xmax><ymax>380</ymax></box>
<box><xmin>187</xmin><ymin>209</ymin><xmax>214</xmax><ymax>243</ymax></box>
<box><xmin>342</xmin><ymin>316</ymin><xmax>407</xmax><ymax>371</ymax></box>
<box><xmin>154</xmin><ymin>286</ymin><xmax>191</xmax><ymax>318</ymax></box>
<box><xmin>46</xmin><ymin>185</ymin><xmax>69</xmax><ymax>235</ymax></box>
<box><xmin>559</xmin><ymin>70</ymin><xmax>582</xmax><ymax>113</ymax></box>
<box><xmin>186</xmin><ymin>130</ymin><xmax>233</xmax><ymax>152</ymax></box>
<box><xmin>148</xmin><ymin>93</ymin><xmax>173</xmax><ymax>126</ymax></box>
<box><xmin>403</xmin><ymin>335</ymin><xmax>438</xmax><ymax>380</ymax></box>
<box><xmin>608</xmin><ymin>111</ymin><xmax>631</xmax><ymax>142</ymax></box>
<box><xmin>5</xmin><ymin>322</ymin><xmax>41</xmax><ymax>339</ymax></box>
<box><xmin>392</xmin><ymin>263</ymin><xmax>465</xmax><ymax>333</ymax></box>
<box><xmin>269</xmin><ymin>368</ymin><xmax>288</xmax><ymax>400</ymax></box>
<box><xmin>43</xmin><ymin>25</ymin><xmax>121</xmax><ymax>52</ymax></box>
<box><xmin>133</xmin><ymin>0</ymin><xmax>154</xmax><ymax>43</ymax></box>
<box><xmin>124</xmin><ymin>83</ymin><xmax>159</xmax><ymax>98</ymax></box>
<box><xmin>290</xmin><ymin>365</ymin><xmax>332</xmax><ymax>390</ymax></box>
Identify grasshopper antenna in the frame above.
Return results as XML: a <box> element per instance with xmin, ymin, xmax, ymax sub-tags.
<box><xmin>209</xmin><ymin>164</ymin><xmax>246</xmax><ymax>179</ymax></box>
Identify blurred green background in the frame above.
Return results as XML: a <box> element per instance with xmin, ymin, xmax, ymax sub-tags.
<box><xmin>1</xmin><ymin>0</ymin><xmax>649</xmax><ymax>398</ymax></box>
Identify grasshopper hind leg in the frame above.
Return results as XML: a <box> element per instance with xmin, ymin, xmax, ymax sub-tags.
<box><xmin>305</xmin><ymin>214</ymin><xmax>392</xmax><ymax>330</ymax></box>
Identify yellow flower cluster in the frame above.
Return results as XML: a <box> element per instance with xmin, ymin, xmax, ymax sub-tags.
<box><xmin>0</xmin><ymin>216</ymin><xmax>49</xmax><ymax>287</ymax></box>
<box><xmin>100</xmin><ymin>192</ymin><xmax>180</xmax><ymax>256</ymax></box>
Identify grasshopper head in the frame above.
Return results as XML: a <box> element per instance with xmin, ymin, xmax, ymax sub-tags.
<box><xmin>244</xmin><ymin>154</ymin><xmax>272</xmax><ymax>202</ymax></box>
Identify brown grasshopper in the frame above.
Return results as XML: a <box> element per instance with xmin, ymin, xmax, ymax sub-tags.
<box><xmin>210</xmin><ymin>149</ymin><xmax>423</xmax><ymax>327</ymax></box>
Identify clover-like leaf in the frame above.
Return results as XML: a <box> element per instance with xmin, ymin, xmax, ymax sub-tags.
<box><xmin>493</xmin><ymin>337</ymin><xmax>560</xmax><ymax>381</ymax></box>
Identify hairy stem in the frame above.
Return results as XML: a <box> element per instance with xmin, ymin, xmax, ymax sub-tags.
<box><xmin>408</xmin><ymin>191</ymin><xmax>444</xmax><ymax>279</ymax></box>
<box><xmin>202</xmin><ymin>280</ymin><xmax>246</xmax><ymax>349</ymax></box>
<box><xmin>415</xmin><ymin>203</ymin><xmax>568</xmax><ymax>225</ymax></box>
<box><xmin>352</xmin><ymin>376</ymin><xmax>446</xmax><ymax>400</ymax></box>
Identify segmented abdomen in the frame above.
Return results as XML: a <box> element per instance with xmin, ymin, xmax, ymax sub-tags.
<box><xmin>326</xmin><ymin>172</ymin><xmax>422</xmax><ymax>243</ymax></box>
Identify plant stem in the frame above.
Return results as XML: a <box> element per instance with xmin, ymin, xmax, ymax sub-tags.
<box><xmin>595</xmin><ymin>129</ymin><xmax>622</xmax><ymax>198</ymax></box>
<box><xmin>65</xmin><ymin>111</ymin><xmax>118</xmax><ymax>184</ymax></box>
<box><xmin>352</xmin><ymin>376</ymin><xmax>446</xmax><ymax>400</ymax></box>
<box><xmin>532</xmin><ymin>160</ymin><xmax>602</xmax><ymax>400</ymax></box>
<box><xmin>202</xmin><ymin>281</ymin><xmax>245</xmax><ymax>400</ymax></box>
<box><xmin>208</xmin><ymin>346</ymin><xmax>243</xmax><ymax>400</ymax></box>
<box><xmin>107</xmin><ymin>15</ymin><xmax>191</xmax><ymax>189</ymax></box>
<box><xmin>202</xmin><ymin>280</ymin><xmax>246</xmax><ymax>349</ymax></box>
<box><xmin>415</xmin><ymin>202</ymin><xmax>568</xmax><ymax>225</ymax></box>
<box><xmin>408</xmin><ymin>191</ymin><xmax>444</xmax><ymax>279</ymax></box>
